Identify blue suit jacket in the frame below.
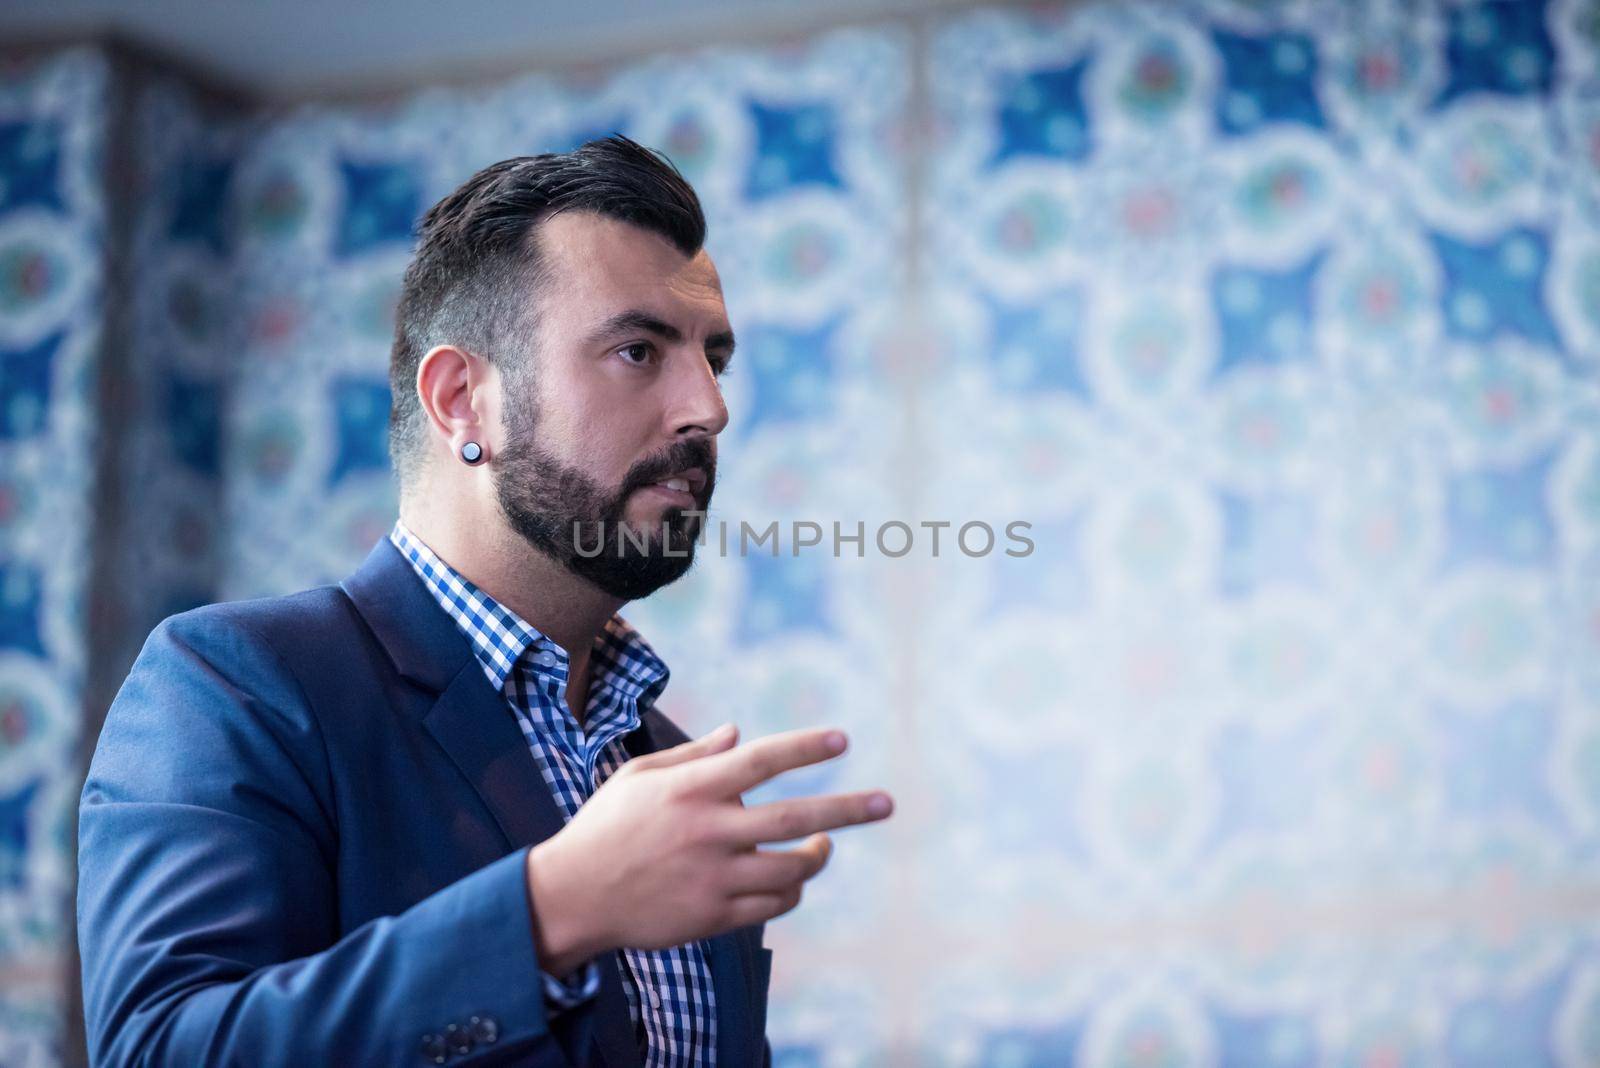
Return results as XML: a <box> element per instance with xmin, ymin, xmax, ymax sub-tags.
<box><xmin>77</xmin><ymin>537</ymin><xmax>772</xmax><ymax>1067</ymax></box>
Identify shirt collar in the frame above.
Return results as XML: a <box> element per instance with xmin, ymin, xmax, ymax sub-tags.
<box><xmin>389</xmin><ymin>519</ymin><xmax>669</xmax><ymax>707</ymax></box>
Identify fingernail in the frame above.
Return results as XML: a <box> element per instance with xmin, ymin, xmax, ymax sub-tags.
<box><xmin>711</xmin><ymin>722</ymin><xmax>735</xmax><ymax>739</ymax></box>
<box><xmin>867</xmin><ymin>793</ymin><xmax>892</xmax><ymax>818</ymax></box>
<box><xmin>825</xmin><ymin>730</ymin><xmax>847</xmax><ymax>753</ymax></box>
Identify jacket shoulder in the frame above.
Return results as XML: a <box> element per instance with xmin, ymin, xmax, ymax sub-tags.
<box><xmin>159</xmin><ymin>582</ymin><xmax>355</xmax><ymax>644</ymax></box>
<box><xmin>150</xmin><ymin>582</ymin><xmax>372</xmax><ymax>679</ymax></box>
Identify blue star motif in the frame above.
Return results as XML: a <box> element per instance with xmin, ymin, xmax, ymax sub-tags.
<box><xmin>1212</xmin><ymin>28</ymin><xmax>1327</xmax><ymax>136</ymax></box>
<box><xmin>329</xmin><ymin>377</ymin><xmax>393</xmax><ymax>485</ymax></box>
<box><xmin>1431</xmin><ymin>227</ymin><xmax>1562</xmax><ymax>349</ymax></box>
<box><xmin>0</xmin><ymin>562</ymin><xmax>45</xmax><ymax>658</ymax></box>
<box><xmin>740</xmin><ymin>319</ymin><xmax>838</xmax><ymax>435</ymax></box>
<box><xmin>168</xmin><ymin>158</ymin><xmax>234</xmax><ymax>256</ymax></box>
<box><xmin>1210</xmin><ymin>719</ymin><xmax>1329</xmax><ymax>842</ymax></box>
<box><xmin>991</xmin><ymin>58</ymin><xmax>1093</xmax><ymax>166</ymax></box>
<box><xmin>0</xmin><ymin>121</ymin><xmax>64</xmax><ymax>214</ymax></box>
<box><xmin>0</xmin><ymin>331</ymin><xmax>62</xmax><ymax>441</ymax></box>
<box><xmin>1210</xmin><ymin>252</ymin><xmax>1325</xmax><ymax>379</ymax></box>
<box><xmin>986</xmin><ymin>290</ymin><xmax>1091</xmax><ymax>398</ymax></box>
<box><xmin>1442</xmin><ymin>448</ymin><xmax>1558</xmax><ymax>571</ymax></box>
<box><xmin>1212</xmin><ymin>1009</ymin><xmax>1318</xmax><ymax>1068</ymax></box>
<box><xmin>1435</xmin><ymin>699</ymin><xmax>1561</xmax><ymax>825</ymax></box>
<box><xmin>738</xmin><ymin>548</ymin><xmax>831</xmax><ymax>644</ymax></box>
<box><xmin>1445</xmin><ymin>962</ymin><xmax>1567</xmax><ymax>1066</ymax></box>
<box><xmin>966</xmin><ymin>744</ymin><xmax>1089</xmax><ymax>858</ymax></box>
<box><xmin>743</xmin><ymin>101</ymin><xmax>843</xmax><ymax>201</ymax></box>
<box><xmin>1437</xmin><ymin>0</ymin><xmax>1554</xmax><ymax>106</ymax></box>
<box><xmin>977</xmin><ymin>1020</ymin><xmax>1086</xmax><ymax>1067</ymax></box>
<box><xmin>1218</xmin><ymin>490</ymin><xmax>1320</xmax><ymax>597</ymax></box>
<box><xmin>167</xmin><ymin>375</ymin><xmax>221</xmax><ymax>477</ymax></box>
<box><xmin>336</xmin><ymin>160</ymin><xmax>422</xmax><ymax>258</ymax></box>
<box><xmin>769</xmin><ymin>1046</ymin><xmax>825</xmax><ymax>1068</ymax></box>
<box><xmin>0</xmin><ymin>778</ymin><xmax>41</xmax><ymax>889</ymax></box>
<box><xmin>986</xmin><ymin>513</ymin><xmax>1088</xmax><ymax>618</ymax></box>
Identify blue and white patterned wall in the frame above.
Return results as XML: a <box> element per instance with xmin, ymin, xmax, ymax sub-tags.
<box><xmin>5</xmin><ymin>0</ymin><xmax>1600</xmax><ymax>1064</ymax></box>
<box><xmin>0</xmin><ymin>47</ymin><xmax>108</xmax><ymax>1068</ymax></box>
<box><xmin>916</xmin><ymin>1</ymin><xmax>1600</xmax><ymax>1064</ymax></box>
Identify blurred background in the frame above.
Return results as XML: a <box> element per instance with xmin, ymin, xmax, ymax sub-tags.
<box><xmin>4</xmin><ymin>0</ymin><xmax>1600</xmax><ymax>1064</ymax></box>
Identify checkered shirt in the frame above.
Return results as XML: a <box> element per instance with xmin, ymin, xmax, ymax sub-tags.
<box><xmin>391</xmin><ymin>521</ymin><xmax>719</xmax><ymax>1066</ymax></box>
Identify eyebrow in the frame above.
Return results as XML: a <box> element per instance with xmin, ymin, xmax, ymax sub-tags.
<box><xmin>591</xmin><ymin>310</ymin><xmax>736</xmax><ymax>358</ymax></box>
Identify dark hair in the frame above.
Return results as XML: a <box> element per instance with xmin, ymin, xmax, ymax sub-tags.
<box><xmin>388</xmin><ymin>135</ymin><xmax>706</xmax><ymax>486</ymax></box>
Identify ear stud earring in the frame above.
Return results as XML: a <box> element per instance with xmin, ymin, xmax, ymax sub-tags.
<box><xmin>459</xmin><ymin>441</ymin><xmax>484</xmax><ymax>465</ymax></box>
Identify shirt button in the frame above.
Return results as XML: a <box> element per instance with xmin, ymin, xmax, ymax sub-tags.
<box><xmin>469</xmin><ymin>1015</ymin><xmax>500</xmax><ymax>1044</ymax></box>
<box><xmin>419</xmin><ymin>1034</ymin><xmax>448</xmax><ymax>1064</ymax></box>
<box><xmin>534</xmin><ymin>651</ymin><xmax>557</xmax><ymax>668</ymax></box>
<box><xmin>649</xmin><ymin>987</ymin><xmax>662</xmax><ymax>1009</ymax></box>
<box><xmin>445</xmin><ymin>1023</ymin><xmax>474</xmax><ymax>1057</ymax></box>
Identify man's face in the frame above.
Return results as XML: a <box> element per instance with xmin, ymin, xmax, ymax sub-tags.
<box><xmin>489</xmin><ymin>211</ymin><xmax>732</xmax><ymax>600</ymax></box>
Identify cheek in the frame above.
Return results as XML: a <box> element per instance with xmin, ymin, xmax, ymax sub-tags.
<box><xmin>574</xmin><ymin>401</ymin><xmax>656</xmax><ymax>469</ymax></box>
<box><xmin>549</xmin><ymin>419</ymin><xmax>640</xmax><ymax>493</ymax></box>
<box><xmin>536</xmin><ymin>370</ymin><xmax>660</xmax><ymax>485</ymax></box>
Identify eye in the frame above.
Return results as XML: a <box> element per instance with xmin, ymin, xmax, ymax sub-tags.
<box><xmin>616</xmin><ymin>342</ymin><xmax>655</xmax><ymax>366</ymax></box>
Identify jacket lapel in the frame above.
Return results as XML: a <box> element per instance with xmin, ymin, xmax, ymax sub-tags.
<box><xmin>343</xmin><ymin>537</ymin><xmax>756</xmax><ymax>1068</ymax></box>
<box><xmin>342</xmin><ymin>538</ymin><xmax>571</xmax><ymax>850</ymax></box>
<box><xmin>422</xmin><ymin>662</ymin><xmax>569</xmax><ymax>852</ymax></box>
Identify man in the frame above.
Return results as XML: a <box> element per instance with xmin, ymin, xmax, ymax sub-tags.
<box><xmin>76</xmin><ymin>136</ymin><xmax>894</xmax><ymax>1068</ymax></box>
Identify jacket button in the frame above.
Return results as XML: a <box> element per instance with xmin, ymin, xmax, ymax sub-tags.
<box><xmin>420</xmin><ymin>1033</ymin><xmax>448</xmax><ymax>1064</ymax></box>
<box><xmin>445</xmin><ymin>1023</ymin><xmax>474</xmax><ymax>1057</ymax></box>
<box><xmin>469</xmin><ymin>1015</ymin><xmax>500</xmax><ymax>1044</ymax></box>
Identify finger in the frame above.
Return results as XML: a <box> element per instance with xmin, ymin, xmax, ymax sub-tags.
<box><xmin>724</xmin><ymin>834</ymin><xmax>832</xmax><ymax>895</ymax></box>
<box><xmin>724</xmin><ymin>887</ymin><xmax>803</xmax><ymax>928</ymax></box>
<box><xmin>678</xmin><ymin>727</ymin><xmax>849</xmax><ymax>797</ymax></box>
<box><xmin>791</xmin><ymin>832</ymin><xmax>833</xmax><ymax>878</ymax></box>
<box><xmin>623</xmin><ymin>723</ymin><xmax>738</xmax><ymax>773</ymax></box>
<box><xmin>733</xmin><ymin>790</ymin><xmax>893</xmax><ymax>845</ymax></box>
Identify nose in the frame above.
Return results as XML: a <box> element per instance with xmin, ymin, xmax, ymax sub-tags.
<box><xmin>668</xmin><ymin>351</ymin><xmax>730</xmax><ymax>439</ymax></box>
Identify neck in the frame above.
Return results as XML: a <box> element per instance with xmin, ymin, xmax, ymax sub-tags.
<box><xmin>399</xmin><ymin>495</ymin><xmax>625</xmax><ymax>676</ymax></box>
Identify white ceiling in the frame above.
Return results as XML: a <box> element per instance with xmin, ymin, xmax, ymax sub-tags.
<box><xmin>3</xmin><ymin>0</ymin><xmax>961</xmax><ymax>99</ymax></box>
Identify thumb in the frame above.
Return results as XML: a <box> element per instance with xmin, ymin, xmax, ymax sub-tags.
<box><xmin>633</xmin><ymin>722</ymin><xmax>739</xmax><ymax>771</ymax></box>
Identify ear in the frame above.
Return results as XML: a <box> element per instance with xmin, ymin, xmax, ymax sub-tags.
<box><xmin>416</xmin><ymin>344</ymin><xmax>494</xmax><ymax>462</ymax></box>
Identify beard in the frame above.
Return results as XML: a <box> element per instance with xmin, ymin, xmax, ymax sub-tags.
<box><xmin>491</xmin><ymin>406</ymin><xmax>716</xmax><ymax>601</ymax></box>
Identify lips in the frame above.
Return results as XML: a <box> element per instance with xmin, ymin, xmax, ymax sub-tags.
<box><xmin>646</xmin><ymin>466</ymin><xmax>707</xmax><ymax>499</ymax></box>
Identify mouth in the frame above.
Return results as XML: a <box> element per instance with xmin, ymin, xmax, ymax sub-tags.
<box><xmin>636</xmin><ymin>466</ymin><xmax>708</xmax><ymax>508</ymax></box>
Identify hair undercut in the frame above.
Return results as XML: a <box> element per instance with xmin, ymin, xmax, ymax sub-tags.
<box><xmin>387</xmin><ymin>135</ymin><xmax>707</xmax><ymax>487</ymax></box>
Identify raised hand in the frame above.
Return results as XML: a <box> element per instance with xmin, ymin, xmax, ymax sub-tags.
<box><xmin>524</xmin><ymin>724</ymin><xmax>893</xmax><ymax>974</ymax></box>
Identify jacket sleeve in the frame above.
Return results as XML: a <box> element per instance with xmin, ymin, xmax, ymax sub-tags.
<box><xmin>76</xmin><ymin>609</ymin><xmax>584</xmax><ymax>1067</ymax></box>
